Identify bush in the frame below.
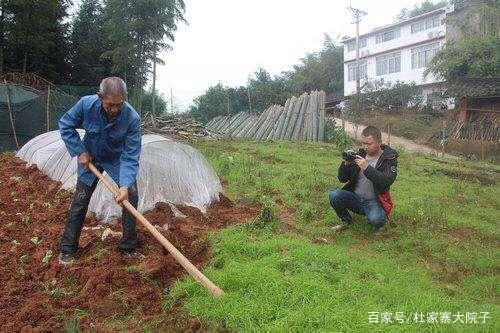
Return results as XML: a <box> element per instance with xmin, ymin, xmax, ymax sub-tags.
<box><xmin>345</xmin><ymin>79</ymin><xmax>423</xmax><ymax>115</ymax></box>
<box><xmin>324</xmin><ymin>119</ymin><xmax>356</xmax><ymax>151</ymax></box>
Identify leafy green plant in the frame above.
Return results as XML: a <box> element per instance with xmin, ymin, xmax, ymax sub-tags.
<box><xmin>298</xmin><ymin>202</ymin><xmax>317</xmax><ymax>222</ymax></box>
<box><xmin>19</xmin><ymin>254</ymin><xmax>28</xmax><ymax>264</ymax></box>
<box><xmin>42</xmin><ymin>250</ymin><xmax>53</xmax><ymax>264</ymax></box>
<box><xmin>325</xmin><ymin>119</ymin><xmax>356</xmax><ymax>151</ymax></box>
<box><xmin>74</xmin><ymin>308</ymin><xmax>91</xmax><ymax>319</ymax></box>
<box><xmin>31</xmin><ymin>236</ymin><xmax>41</xmax><ymax>245</ymax></box>
<box><xmin>65</xmin><ymin>318</ymin><xmax>79</xmax><ymax>333</ymax></box>
<box><xmin>87</xmin><ymin>243</ymin><xmax>109</xmax><ymax>261</ymax></box>
<box><xmin>246</xmin><ymin>196</ymin><xmax>279</xmax><ymax>232</ymax></box>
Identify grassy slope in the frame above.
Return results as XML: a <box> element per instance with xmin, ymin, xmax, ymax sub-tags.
<box><xmin>164</xmin><ymin>140</ymin><xmax>498</xmax><ymax>332</ymax></box>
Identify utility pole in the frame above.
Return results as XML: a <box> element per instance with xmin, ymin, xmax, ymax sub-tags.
<box><xmin>170</xmin><ymin>87</ymin><xmax>173</xmax><ymax>114</ymax></box>
<box><xmin>348</xmin><ymin>6</ymin><xmax>367</xmax><ymax>117</ymax></box>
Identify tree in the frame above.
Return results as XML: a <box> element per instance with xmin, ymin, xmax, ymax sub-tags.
<box><xmin>188</xmin><ymin>83</ymin><xmax>231</xmax><ymax>123</ymax></box>
<box><xmin>189</xmin><ymin>34</ymin><xmax>345</xmax><ymax>123</ymax></box>
<box><xmin>102</xmin><ymin>0</ymin><xmax>186</xmax><ymax>92</ymax></box>
<box><xmin>425</xmin><ymin>36</ymin><xmax>499</xmax><ymax>81</ymax></box>
<box><xmin>0</xmin><ymin>3</ymin><xmax>7</xmax><ymax>76</ymax></box>
<box><xmin>357</xmin><ymin>79</ymin><xmax>423</xmax><ymax>110</ymax></box>
<box><xmin>2</xmin><ymin>0</ymin><xmax>71</xmax><ymax>83</ymax></box>
<box><xmin>69</xmin><ymin>0</ymin><xmax>112</xmax><ymax>85</ymax></box>
<box><xmin>447</xmin><ymin>0</ymin><xmax>499</xmax><ymax>38</ymax></box>
<box><xmin>284</xmin><ymin>34</ymin><xmax>343</xmax><ymax>94</ymax></box>
<box><xmin>395</xmin><ymin>1</ymin><xmax>448</xmax><ymax>21</ymax></box>
<box><xmin>426</xmin><ymin>0</ymin><xmax>499</xmax><ymax>81</ymax></box>
<box><xmin>247</xmin><ymin>68</ymin><xmax>289</xmax><ymax>112</ymax></box>
<box><xmin>142</xmin><ymin>90</ymin><xmax>168</xmax><ymax>116</ymax></box>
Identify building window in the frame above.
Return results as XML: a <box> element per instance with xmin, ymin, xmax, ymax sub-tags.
<box><xmin>348</xmin><ymin>61</ymin><xmax>367</xmax><ymax>81</ymax></box>
<box><xmin>411</xmin><ymin>15</ymin><xmax>441</xmax><ymax>33</ymax></box>
<box><xmin>411</xmin><ymin>42</ymin><xmax>440</xmax><ymax>68</ymax></box>
<box><xmin>347</xmin><ymin>38</ymin><xmax>367</xmax><ymax>51</ymax></box>
<box><xmin>376</xmin><ymin>52</ymin><xmax>401</xmax><ymax>76</ymax></box>
<box><xmin>375</xmin><ymin>28</ymin><xmax>401</xmax><ymax>44</ymax></box>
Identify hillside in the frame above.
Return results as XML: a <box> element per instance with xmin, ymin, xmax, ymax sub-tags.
<box><xmin>1</xmin><ymin>140</ymin><xmax>498</xmax><ymax>331</ymax></box>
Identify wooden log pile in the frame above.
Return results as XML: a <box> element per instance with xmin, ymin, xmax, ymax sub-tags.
<box><xmin>206</xmin><ymin>90</ymin><xmax>326</xmax><ymax>142</ymax></box>
<box><xmin>141</xmin><ymin>113</ymin><xmax>222</xmax><ymax>141</ymax></box>
<box><xmin>446</xmin><ymin>114</ymin><xmax>499</xmax><ymax>142</ymax></box>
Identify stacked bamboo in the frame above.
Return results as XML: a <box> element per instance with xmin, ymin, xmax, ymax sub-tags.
<box><xmin>141</xmin><ymin>113</ymin><xmax>222</xmax><ymax>141</ymax></box>
<box><xmin>206</xmin><ymin>90</ymin><xmax>325</xmax><ymax>142</ymax></box>
<box><xmin>449</xmin><ymin>121</ymin><xmax>499</xmax><ymax>141</ymax></box>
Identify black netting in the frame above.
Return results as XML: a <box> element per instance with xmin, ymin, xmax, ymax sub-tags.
<box><xmin>0</xmin><ymin>83</ymin><xmax>77</xmax><ymax>152</ymax></box>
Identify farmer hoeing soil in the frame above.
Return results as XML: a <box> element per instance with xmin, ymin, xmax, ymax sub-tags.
<box><xmin>58</xmin><ymin>77</ymin><xmax>142</xmax><ymax>265</ymax></box>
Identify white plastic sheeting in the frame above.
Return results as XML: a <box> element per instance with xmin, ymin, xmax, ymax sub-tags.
<box><xmin>16</xmin><ymin>130</ymin><xmax>222</xmax><ymax>221</ymax></box>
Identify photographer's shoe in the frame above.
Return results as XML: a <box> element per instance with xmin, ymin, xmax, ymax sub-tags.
<box><xmin>373</xmin><ymin>225</ymin><xmax>385</xmax><ymax>235</ymax></box>
<box><xmin>332</xmin><ymin>219</ymin><xmax>352</xmax><ymax>231</ymax></box>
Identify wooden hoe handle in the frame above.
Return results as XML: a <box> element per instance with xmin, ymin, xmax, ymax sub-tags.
<box><xmin>88</xmin><ymin>163</ymin><xmax>225</xmax><ymax>297</ymax></box>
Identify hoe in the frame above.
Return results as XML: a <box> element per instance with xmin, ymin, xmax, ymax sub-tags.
<box><xmin>89</xmin><ymin>162</ymin><xmax>225</xmax><ymax>297</ymax></box>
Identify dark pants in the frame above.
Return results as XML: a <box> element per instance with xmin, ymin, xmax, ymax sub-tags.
<box><xmin>59</xmin><ymin>178</ymin><xmax>139</xmax><ymax>254</ymax></box>
<box><xmin>329</xmin><ymin>189</ymin><xmax>386</xmax><ymax>229</ymax></box>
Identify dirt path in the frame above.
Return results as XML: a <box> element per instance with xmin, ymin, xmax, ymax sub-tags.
<box><xmin>334</xmin><ymin>118</ymin><xmax>458</xmax><ymax>159</ymax></box>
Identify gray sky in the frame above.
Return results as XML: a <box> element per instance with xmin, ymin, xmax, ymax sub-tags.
<box><xmin>156</xmin><ymin>0</ymin><xmax>424</xmax><ymax>111</ymax></box>
<box><xmin>71</xmin><ymin>0</ymin><xmax>426</xmax><ymax>110</ymax></box>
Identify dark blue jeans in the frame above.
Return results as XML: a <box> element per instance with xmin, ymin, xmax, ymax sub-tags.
<box><xmin>329</xmin><ymin>189</ymin><xmax>386</xmax><ymax>229</ymax></box>
<box><xmin>59</xmin><ymin>178</ymin><xmax>139</xmax><ymax>254</ymax></box>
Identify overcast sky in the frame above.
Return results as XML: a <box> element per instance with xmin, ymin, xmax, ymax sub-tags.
<box><xmin>71</xmin><ymin>0</ymin><xmax>427</xmax><ymax>110</ymax></box>
<box><xmin>155</xmin><ymin>0</ymin><xmax>426</xmax><ymax>111</ymax></box>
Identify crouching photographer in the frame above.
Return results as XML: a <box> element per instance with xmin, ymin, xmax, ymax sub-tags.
<box><xmin>329</xmin><ymin>126</ymin><xmax>398</xmax><ymax>233</ymax></box>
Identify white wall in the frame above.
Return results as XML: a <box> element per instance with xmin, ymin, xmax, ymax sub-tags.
<box><xmin>344</xmin><ymin>43</ymin><xmax>444</xmax><ymax>96</ymax></box>
<box><xmin>343</xmin><ymin>7</ymin><xmax>453</xmax><ymax>96</ymax></box>
<box><xmin>343</xmin><ymin>12</ymin><xmax>448</xmax><ymax>62</ymax></box>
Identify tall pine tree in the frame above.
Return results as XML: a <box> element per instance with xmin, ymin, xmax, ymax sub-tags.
<box><xmin>3</xmin><ymin>0</ymin><xmax>71</xmax><ymax>83</ymax></box>
<box><xmin>69</xmin><ymin>0</ymin><xmax>112</xmax><ymax>85</ymax></box>
<box><xmin>102</xmin><ymin>0</ymin><xmax>185</xmax><ymax>94</ymax></box>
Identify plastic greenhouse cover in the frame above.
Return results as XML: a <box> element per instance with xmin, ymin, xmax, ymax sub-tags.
<box><xmin>16</xmin><ymin>130</ymin><xmax>222</xmax><ymax>221</ymax></box>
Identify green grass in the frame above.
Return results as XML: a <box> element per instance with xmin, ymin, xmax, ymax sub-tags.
<box><xmin>164</xmin><ymin>140</ymin><xmax>499</xmax><ymax>332</ymax></box>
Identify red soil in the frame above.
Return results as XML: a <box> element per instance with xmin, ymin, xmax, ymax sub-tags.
<box><xmin>0</xmin><ymin>153</ymin><xmax>259</xmax><ymax>332</ymax></box>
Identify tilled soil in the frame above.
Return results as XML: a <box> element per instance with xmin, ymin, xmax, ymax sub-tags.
<box><xmin>0</xmin><ymin>153</ymin><xmax>259</xmax><ymax>332</ymax></box>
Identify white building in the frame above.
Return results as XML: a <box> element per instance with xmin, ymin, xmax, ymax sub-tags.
<box><xmin>342</xmin><ymin>5</ymin><xmax>455</xmax><ymax>105</ymax></box>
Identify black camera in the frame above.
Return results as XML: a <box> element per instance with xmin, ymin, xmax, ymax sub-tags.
<box><xmin>342</xmin><ymin>148</ymin><xmax>366</xmax><ymax>162</ymax></box>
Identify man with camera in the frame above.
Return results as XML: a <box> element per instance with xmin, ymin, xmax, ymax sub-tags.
<box><xmin>329</xmin><ymin>126</ymin><xmax>398</xmax><ymax>233</ymax></box>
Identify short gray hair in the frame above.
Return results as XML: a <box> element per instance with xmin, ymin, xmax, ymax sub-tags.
<box><xmin>99</xmin><ymin>77</ymin><xmax>127</xmax><ymax>97</ymax></box>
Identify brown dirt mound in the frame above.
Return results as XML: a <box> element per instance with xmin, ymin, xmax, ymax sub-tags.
<box><xmin>0</xmin><ymin>153</ymin><xmax>259</xmax><ymax>332</ymax></box>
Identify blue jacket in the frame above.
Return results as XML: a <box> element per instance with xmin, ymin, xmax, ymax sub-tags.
<box><xmin>59</xmin><ymin>95</ymin><xmax>141</xmax><ymax>188</ymax></box>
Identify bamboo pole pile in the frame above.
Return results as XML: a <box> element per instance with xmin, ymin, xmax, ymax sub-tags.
<box><xmin>206</xmin><ymin>90</ymin><xmax>326</xmax><ymax>142</ymax></box>
<box><xmin>142</xmin><ymin>113</ymin><xmax>222</xmax><ymax>141</ymax></box>
<box><xmin>444</xmin><ymin>115</ymin><xmax>500</xmax><ymax>142</ymax></box>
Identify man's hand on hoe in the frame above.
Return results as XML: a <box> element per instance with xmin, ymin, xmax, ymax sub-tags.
<box><xmin>115</xmin><ymin>187</ymin><xmax>129</xmax><ymax>204</ymax></box>
<box><xmin>78</xmin><ymin>152</ymin><xmax>91</xmax><ymax>170</ymax></box>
